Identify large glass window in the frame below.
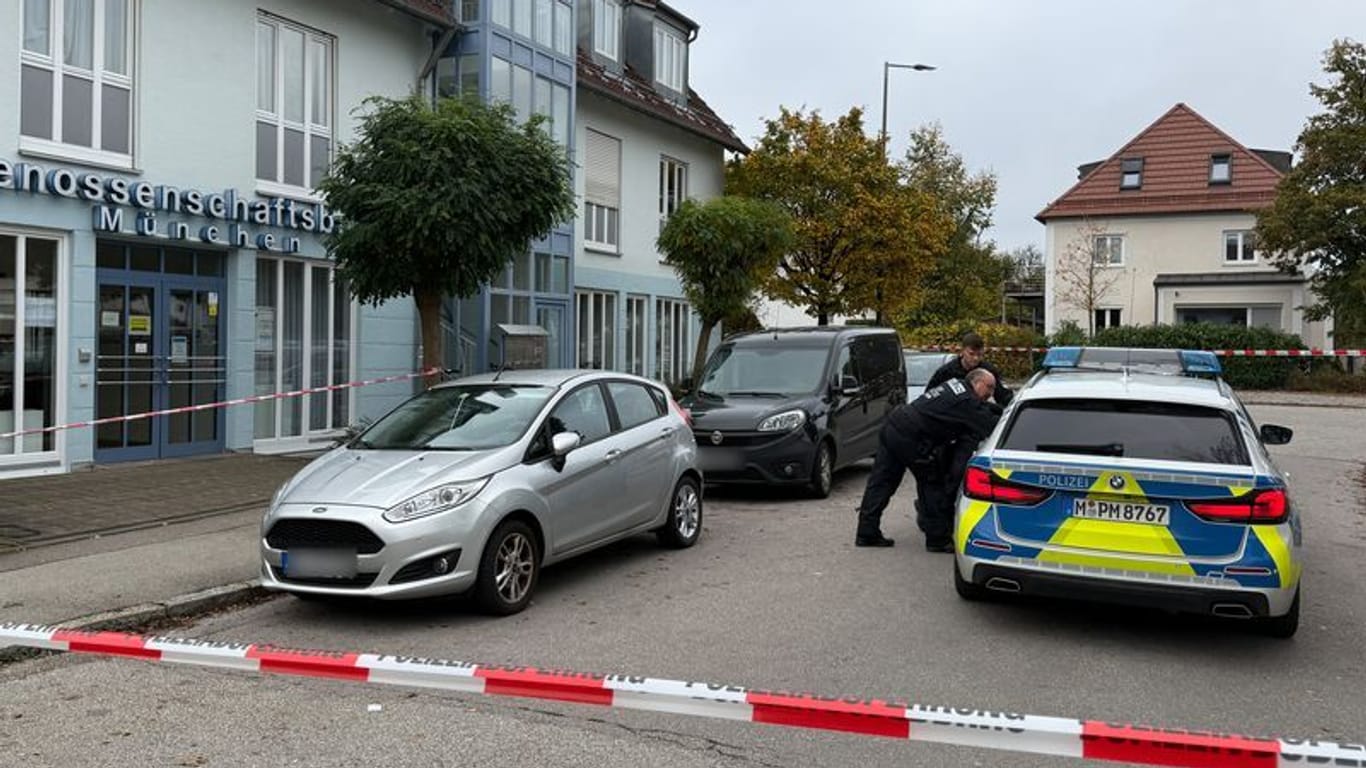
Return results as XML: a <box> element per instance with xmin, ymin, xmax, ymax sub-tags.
<box><xmin>625</xmin><ymin>295</ymin><xmax>647</xmax><ymax>376</ymax></box>
<box><xmin>553</xmin><ymin>0</ymin><xmax>572</xmax><ymax>55</ymax></box>
<box><xmin>254</xmin><ymin>257</ymin><xmax>353</xmax><ymax>443</ymax></box>
<box><xmin>576</xmin><ymin>290</ymin><xmax>616</xmax><ymax>370</ymax></box>
<box><xmin>0</xmin><ymin>234</ymin><xmax>61</xmax><ymax>457</ymax></box>
<box><xmin>20</xmin><ymin>0</ymin><xmax>133</xmax><ymax>161</ymax></box>
<box><xmin>654</xmin><ymin>298</ymin><xmax>692</xmax><ymax>385</ymax></box>
<box><xmin>256</xmin><ymin>14</ymin><xmax>333</xmax><ymax>191</ymax></box>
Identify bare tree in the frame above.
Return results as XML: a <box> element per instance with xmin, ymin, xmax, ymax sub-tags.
<box><xmin>1054</xmin><ymin>220</ymin><xmax>1126</xmax><ymax>335</ymax></box>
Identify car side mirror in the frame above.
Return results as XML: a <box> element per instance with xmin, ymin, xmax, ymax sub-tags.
<box><xmin>1260</xmin><ymin>424</ymin><xmax>1293</xmax><ymax>446</ymax></box>
<box><xmin>551</xmin><ymin>431</ymin><xmax>581</xmax><ymax>457</ymax></box>
<box><xmin>678</xmin><ymin>376</ymin><xmax>694</xmax><ymax>395</ymax></box>
<box><xmin>839</xmin><ymin>374</ymin><xmax>862</xmax><ymax>396</ymax></box>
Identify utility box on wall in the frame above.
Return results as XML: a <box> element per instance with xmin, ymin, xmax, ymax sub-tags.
<box><xmin>495</xmin><ymin>324</ymin><xmax>549</xmax><ymax>370</ymax></box>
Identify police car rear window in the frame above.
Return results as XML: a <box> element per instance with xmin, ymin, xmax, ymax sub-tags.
<box><xmin>999</xmin><ymin>399</ymin><xmax>1250</xmax><ymax>465</ymax></box>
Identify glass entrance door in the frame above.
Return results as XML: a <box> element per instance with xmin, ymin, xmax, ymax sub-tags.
<box><xmin>536</xmin><ymin>302</ymin><xmax>567</xmax><ymax>369</ymax></box>
<box><xmin>95</xmin><ymin>243</ymin><xmax>226</xmax><ymax>462</ymax></box>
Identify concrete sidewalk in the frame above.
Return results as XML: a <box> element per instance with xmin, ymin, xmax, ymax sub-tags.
<box><xmin>0</xmin><ymin>453</ymin><xmax>315</xmax><ymax>651</ymax></box>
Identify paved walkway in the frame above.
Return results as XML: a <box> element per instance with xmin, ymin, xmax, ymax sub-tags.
<box><xmin>0</xmin><ymin>453</ymin><xmax>314</xmax><ymax>552</ymax></box>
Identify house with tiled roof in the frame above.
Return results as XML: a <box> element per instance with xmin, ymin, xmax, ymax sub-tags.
<box><xmin>1037</xmin><ymin>103</ymin><xmax>1331</xmax><ymax>347</ymax></box>
<box><xmin>571</xmin><ymin>0</ymin><xmax>745</xmax><ymax>383</ymax></box>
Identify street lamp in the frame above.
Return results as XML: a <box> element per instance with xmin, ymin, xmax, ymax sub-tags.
<box><xmin>880</xmin><ymin>61</ymin><xmax>936</xmax><ymax>153</ymax></box>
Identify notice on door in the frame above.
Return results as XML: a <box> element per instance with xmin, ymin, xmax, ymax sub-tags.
<box><xmin>171</xmin><ymin>335</ymin><xmax>189</xmax><ymax>364</ymax></box>
<box><xmin>129</xmin><ymin>315</ymin><xmax>151</xmax><ymax>335</ymax></box>
<box><xmin>101</xmin><ymin>311</ymin><xmax>121</xmax><ymax>328</ymax></box>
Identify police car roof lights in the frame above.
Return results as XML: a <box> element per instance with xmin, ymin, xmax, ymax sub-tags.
<box><xmin>1040</xmin><ymin>347</ymin><xmax>1223</xmax><ymax>377</ymax></box>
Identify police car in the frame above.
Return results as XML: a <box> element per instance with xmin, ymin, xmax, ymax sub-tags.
<box><xmin>952</xmin><ymin>347</ymin><xmax>1303</xmax><ymax>637</ymax></box>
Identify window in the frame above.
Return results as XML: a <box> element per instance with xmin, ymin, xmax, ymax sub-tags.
<box><xmin>549</xmin><ymin>385</ymin><xmax>612</xmax><ymax>444</ymax></box>
<box><xmin>256</xmin><ymin>15</ymin><xmax>333</xmax><ymax>191</ymax></box>
<box><xmin>1092</xmin><ymin>235</ymin><xmax>1124</xmax><ymax>266</ymax></box>
<box><xmin>659</xmin><ymin>157</ymin><xmax>688</xmax><ymax>229</ymax></box>
<box><xmin>492</xmin><ymin>0</ymin><xmax>510</xmax><ymax>28</ymax></box>
<box><xmin>607</xmin><ymin>381</ymin><xmax>664</xmax><ymax>430</ymax></box>
<box><xmin>655</xmin><ymin>298</ymin><xmax>692</xmax><ymax>385</ymax></box>
<box><xmin>490</xmin><ymin>56</ymin><xmax>511</xmax><ymax>104</ymax></box>
<box><xmin>584</xmin><ymin>130</ymin><xmax>621</xmax><ymax>250</ymax></box>
<box><xmin>551</xmin><ymin>83</ymin><xmax>570</xmax><ymax>146</ymax></box>
<box><xmin>533</xmin><ymin>0</ymin><xmax>552</xmax><ymax>46</ymax></box>
<box><xmin>576</xmin><ymin>290</ymin><xmax>617</xmax><ymax>369</ymax></box>
<box><xmin>1094</xmin><ymin>308</ymin><xmax>1122</xmax><ymax>330</ymax></box>
<box><xmin>20</xmin><ymin>0</ymin><xmax>134</xmax><ymax>163</ymax></box>
<box><xmin>459</xmin><ymin>0</ymin><xmax>479</xmax><ymax>22</ymax></box>
<box><xmin>553</xmin><ymin>0</ymin><xmax>572</xmax><ymax>55</ymax></box>
<box><xmin>1210</xmin><ymin>154</ymin><xmax>1232</xmax><ymax>184</ymax></box>
<box><xmin>653</xmin><ymin>26</ymin><xmax>686</xmax><ymax>92</ymax></box>
<box><xmin>1000</xmin><ymin>399</ymin><xmax>1250</xmax><ymax>465</ymax></box>
<box><xmin>1224</xmin><ymin>230</ymin><xmax>1257</xmax><ymax>263</ymax></box>
<box><xmin>593</xmin><ymin>0</ymin><xmax>620</xmax><ymax>60</ymax></box>
<box><xmin>512</xmin><ymin>64</ymin><xmax>532</xmax><ymax>124</ymax></box>
<box><xmin>1119</xmin><ymin>157</ymin><xmax>1143</xmax><ymax>189</ymax></box>
<box><xmin>625</xmin><ymin>295</ymin><xmax>647</xmax><ymax>375</ymax></box>
<box><xmin>254</xmin><ymin>258</ymin><xmax>353</xmax><ymax>442</ymax></box>
<box><xmin>855</xmin><ymin>336</ymin><xmax>901</xmax><ymax>383</ymax></box>
<box><xmin>513</xmin><ymin>0</ymin><xmax>531</xmax><ymax>38</ymax></box>
<box><xmin>0</xmin><ymin>233</ymin><xmax>61</xmax><ymax>457</ymax></box>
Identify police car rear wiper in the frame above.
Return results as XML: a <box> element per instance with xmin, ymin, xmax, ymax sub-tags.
<box><xmin>1035</xmin><ymin>442</ymin><xmax>1125</xmax><ymax>457</ymax></box>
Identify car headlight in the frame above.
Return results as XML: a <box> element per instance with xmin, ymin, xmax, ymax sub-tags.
<box><xmin>757</xmin><ymin>409</ymin><xmax>807</xmax><ymax>432</ymax></box>
<box><xmin>383</xmin><ymin>478</ymin><xmax>490</xmax><ymax>523</ymax></box>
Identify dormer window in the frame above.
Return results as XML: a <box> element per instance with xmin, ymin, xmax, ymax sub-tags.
<box><xmin>1120</xmin><ymin>157</ymin><xmax>1143</xmax><ymax>189</ymax></box>
<box><xmin>654</xmin><ymin>26</ymin><xmax>686</xmax><ymax>92</ymax></box>
<box><xmin>593</xmin><ymin>0</ymin><xmax>620</xmax><ymax>61</ymax></box>
<box><xmin>1210</xmin><ymin>154</ymin><xmax>1231</xmax><ymax>184</ymax></box>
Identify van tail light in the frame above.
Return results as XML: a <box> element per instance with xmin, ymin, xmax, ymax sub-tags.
<box><xmin>670</xmin><ymin>396</ymin><xmax>692</xmax><ymax>428</ymax></box>
<box><xmin>963</xmin><ymin>466</ymin><xmax>1051</xmax><ymax>506</ymax></box>
<box><xmin>1187</xmin><ymin>489</ymin><xmax>1288</xmax><ymax>524</ymax></box>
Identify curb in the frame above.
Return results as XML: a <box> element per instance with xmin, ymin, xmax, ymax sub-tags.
<box><xmin>0</xmin><ymin>580</ymin><xmax>268</xmax><ymax>666</ymax></box>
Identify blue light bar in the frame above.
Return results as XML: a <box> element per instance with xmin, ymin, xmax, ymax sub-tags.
<box><xmin>1041</xmin><ymin>347</ymin><xmax>1083</xmax><ymax>368</ymax></box>
<box><xmin>1179</xmin><ymin>350</ymin><xmax>1223</xmax><ymax>376</ymax></box>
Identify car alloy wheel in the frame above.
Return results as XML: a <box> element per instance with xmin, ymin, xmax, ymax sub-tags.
<box><xmin>658</xmin><ymin>476</ymin><xmax>702</xmax><ymax>549</ymax></box>
<box><xmin>476</xmin><ymin>518</ymin><xmax>540</xmax><ymax>615</ymax></box>
<box><xmin>809</xmin><ymin>442</ymin><xmax>834</xmax><ymax>498</ymax></box>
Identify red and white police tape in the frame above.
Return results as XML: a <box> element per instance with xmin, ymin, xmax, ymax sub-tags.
<box><xmin>1</xmin><ymin>622</ymin><xmax>1361</xmax><ymax>767</ymax></box>
<box><xmin>0</xmin><ymin>368</ymin><xmax>443</xmax><ymax>442</ymax></box>
<box><xmin>921</xmin><ymin>346</ymin><xmax>1366</xmax><ymax>357</ymax></box>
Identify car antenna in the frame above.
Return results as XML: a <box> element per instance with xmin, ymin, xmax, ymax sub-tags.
<box><xmin>492</xmin><ymin>361</ymin><xmax>508</xmax><ymax>382</ymax></box>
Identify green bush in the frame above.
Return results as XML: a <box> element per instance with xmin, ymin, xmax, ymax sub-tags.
<box><xmin>1285</xmin><ymin>361</ymin><xmax>1366</xmax><ymax>393</ymax></box>
<box><xmin>900</xmin><ymin>322</ymin><xmax>1044</xmax><ymax>381</ymax></box>
<box><xmin>1086</xmin><ymin>324</ymin><xmax>1306</xmax><ymax>390</ymax></box>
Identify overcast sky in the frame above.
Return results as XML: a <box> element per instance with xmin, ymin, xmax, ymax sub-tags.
<box><xmin>680</xmin><ymin>0</ymin><xmax>1366</xmax><ymax>253</ymax></box>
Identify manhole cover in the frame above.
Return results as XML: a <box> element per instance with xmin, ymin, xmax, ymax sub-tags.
<box><xmin>0</xmin><ymin>525</ymin><xmax>42</xmax><ymax>540</ymax></box>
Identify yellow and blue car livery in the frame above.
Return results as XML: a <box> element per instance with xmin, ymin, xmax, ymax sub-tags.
<box><xmin>952</xmin><ymin>347</ymin><xmax>1302</xmax><ymax>637</ymax></box>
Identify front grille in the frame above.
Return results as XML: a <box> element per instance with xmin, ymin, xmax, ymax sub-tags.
<box><xmin>391</xmin><ymin>549</ymin><xmax>462</xmax><ymax>585</ymax></box>
<box><xmin>270</xmin><ymin>565</ymin><xmax>378</xmax><ymax>589</ymax></box>
<box><xmin>693</xmin><ymin>431</ymin><xmax>774</xmax><ymax>448</ymax></box>
<box><xmin>265</xmin><ymin>519</ymin><xmax>385</xmax><ymax>554</ymax></box>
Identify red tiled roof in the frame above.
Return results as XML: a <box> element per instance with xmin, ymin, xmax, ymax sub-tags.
<box><xmin>373</xmin><ymin>0</ymin><xmax>455</xmax><ymax>27</ymax></box>
<box><xmin>1036</xmin><ymin>103</ymin><xmax>1286</xmax><ymax>222</ymax></box>
<box><xmin>576</xmin><ymin>51</ymin><xmax>748</xmax><ymax>153</ymax></box>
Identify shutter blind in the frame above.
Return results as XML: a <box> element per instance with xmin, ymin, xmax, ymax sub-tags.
<box><xmin>585</xmin><ymin>129</ymin><xmax>620</xmax><ymax>207</ymax></box>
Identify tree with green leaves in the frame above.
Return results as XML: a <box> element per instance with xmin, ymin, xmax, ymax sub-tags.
<box><xmin>899</xmin><ymin>124</ymin><xmax>1006</xmax><ymax>327</ymax></box>
<box><xmin>726</xmin><ymin>107</ymin><xmax>948</xmax><ymax>325</ymax></box>
<box><xmin>657</xmin><ymin>196</ymin><xmax>794</xmax><ymax>382</ymax></box>
<box><xmin>1256</xmin><ymin>39</ymin><xmax>1366</xmax><ymax>346</ymax></box>
<box><xmin>317</xmin><ymin>95</ymin><xmax>575</xmax><ymax>375</ymax></box>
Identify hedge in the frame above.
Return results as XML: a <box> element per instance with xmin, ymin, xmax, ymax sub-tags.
<box><xmin>901</xmin><ymin>321</ymin><xmax>1309</xmax><ymax>389</ymax></box>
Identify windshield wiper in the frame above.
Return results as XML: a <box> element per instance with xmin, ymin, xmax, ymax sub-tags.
<box><xmin>695</xmin><ymin>388</ymin><xmax>723</xmax><ymax>400</ymax></box>
<box><xmin>350</xmin><ymin>438</ymin><xmax>375</xmax><ymax>450</ymax></box>
<box><xmin>726</xmin><ymin>390</ymin><xmax>787</xmax><ymax>398</ymax></box>
<box><xmin>1036</xmin><ymin>442</ymin><xmax>1125</xmax><ymax>457</ymax></box>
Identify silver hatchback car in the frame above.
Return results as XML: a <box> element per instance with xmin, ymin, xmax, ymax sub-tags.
<box><xmin>260</xmin><ymin>370</ymin><xmax>702</xmax><ymax>614</ymax></box>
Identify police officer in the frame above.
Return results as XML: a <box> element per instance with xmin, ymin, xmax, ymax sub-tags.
<box><xmin>925</xmin><ymin>332</ymin><xmax>1014</xmax><ymax>408</ymax></box>
<box><xmin>855</xmin><ymin>368</ymin><xmax>1002</xmax><ymax>551</ymax></box>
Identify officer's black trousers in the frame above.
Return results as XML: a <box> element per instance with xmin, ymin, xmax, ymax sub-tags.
<box><xmin>856</xmin><ymin>420</ymin><xmax>931</xmax><ymax>540</ymax></box>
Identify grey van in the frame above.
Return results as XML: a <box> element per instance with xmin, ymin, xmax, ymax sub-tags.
<box><xmin>679</xmin><ymin>327</ymin><xmax>906</xmax><ymax>498</ymax></box>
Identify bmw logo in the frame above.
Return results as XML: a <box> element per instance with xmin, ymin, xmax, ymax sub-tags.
<box><xmin>710</xmin><ymin>431</ymin><xmax>724</xmax><ymax>445</ymax></box>
<box><xmin>311</xmin><ymin>506</ymin><xmax>328</xmax><ymax>514</ymax></box>
<box><xmin>1108</xmin><ymin>476</ymin><xmax>1125</xmax><ymax>490</ymax></box>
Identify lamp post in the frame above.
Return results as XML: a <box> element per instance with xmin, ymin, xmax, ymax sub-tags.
<box><xmin>880</xmin><ymin>61</ymin><xmax>936</xmax><ymax>154</ymax></box>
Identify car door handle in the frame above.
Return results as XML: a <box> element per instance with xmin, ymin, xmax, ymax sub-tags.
<box><xmin>605</xmin><ymin>449</ymin><xmax>622</xmax><ymax>463</ymax></box>
<box><xmin>658</xmin><ymin>427</ymin><xmax>675</xmax><ymax>440</ymax></box>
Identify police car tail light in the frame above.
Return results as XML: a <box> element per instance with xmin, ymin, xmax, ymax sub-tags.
<box><xmin>963</xmin><ymin>466</ymin><xmax>1051</xmax><ymax>506</ymax></box>
<box><xmin>1187</xmin><ymin>489</ymin><xmax>1288</xmax><ymax>524</ymax></box>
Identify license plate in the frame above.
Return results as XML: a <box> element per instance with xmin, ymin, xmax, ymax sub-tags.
<box><xmin>1072</xmin><ymin>498</ymin><xmax>1170</xmax><ymax>526</ymax></box>
<box><xmin>700</xmin><ymin>448</ymin><xmax>744</xmax><ymax>471</ymax></box>
<box><xmin>282</xmin><ymin>549</ymin><xmax>357</xmax><ymax>579</ymax></box>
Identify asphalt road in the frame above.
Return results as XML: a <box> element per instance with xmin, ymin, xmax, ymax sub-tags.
<box><xmin>2</xmin><ymin>403</ymin><xmax>1363</xmax><ymax>767</ymax></box>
